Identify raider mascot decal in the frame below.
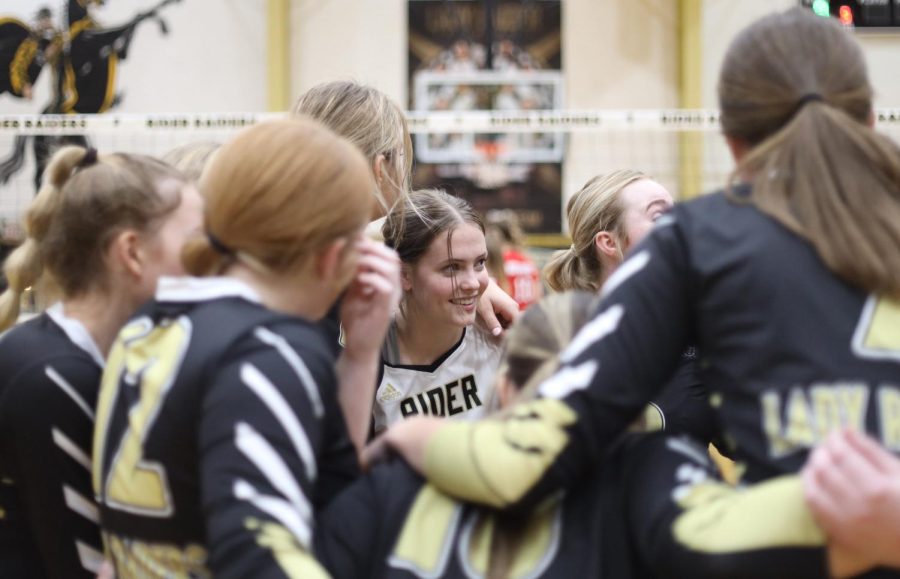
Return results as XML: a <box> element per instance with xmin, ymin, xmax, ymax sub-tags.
<box><xmin>0</xmin><ymin>0</ymin><xmax>181</xmax><ymax>191</ymax></box>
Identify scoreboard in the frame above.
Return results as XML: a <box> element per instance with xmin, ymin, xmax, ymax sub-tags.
<box><xmin>801</xmin><ymin>0</ymin><xmax>900</xmax><ymax>28</ymax></box>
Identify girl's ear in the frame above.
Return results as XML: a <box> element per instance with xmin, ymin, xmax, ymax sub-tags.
<box><xmin>108</xmin><ymin>229</ymin><xmax>143</xmax><ymax>279</ymax></box>
<box><xmin>594</xmin><ymin>231</ymin><xmax>618</xmax><ymax>259</ymax></box>
<box><xmin>400</xmin><ymin>263</ymin><xmax>413</xmax><ymax>293</ymax></box>
<box><xmin>373</xmin><ymin>154</ymin><xmax>387</xmax><ymax>191</ymax></box>
<box><xmin>316</xmin><ymin>237</ymin><xmax>349</xmax><ymax>284</ymax></box>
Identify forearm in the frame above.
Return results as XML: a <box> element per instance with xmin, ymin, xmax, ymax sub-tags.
<box><xmin>419</xmin><ymin>398</ymin><xmax>584</xmax><ymax>511</ymax></box>
<box><xmin>648</xmin><ymin>476</ymin><xmax>874</xmax><ymax>579</ymax></box>
<box><xmin>335</xmin><ymin>347</ymin><xmax>381</xmax><ymax>455</ymax></box>
<box><xmin>623</xmin><ymin>435</ymin><xmax>842</xmax><ymax>579</ymax></box>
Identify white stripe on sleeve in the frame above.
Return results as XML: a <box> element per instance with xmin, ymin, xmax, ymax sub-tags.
<box><xmin>240</xmin><ymin>362</ymin><xmax>317</xmax><ymax>480</ymax></box>
<box><xmin>253</xmin><ymin>327</ymin><xmax>324</xmax><ymax>418</ymax></box>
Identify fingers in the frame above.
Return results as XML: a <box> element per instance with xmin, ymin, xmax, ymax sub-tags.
<box><xmin>355</xmin><ymin>242</ymin><xmax>401</xmax><ymax>286</ymax></box>
<box><xmin>356</xmin><ymin>249</ymin><xmax>400</xmax><ymax>278</ymax></box>
<box><xmin>346</xmin><ymin>240</ymin><xmax>401</xmax><ymax>304</ymax></box>
<box><xmin>844</xmin><ymin>429</ymin><xmax>900</xmax><ymax>476</ymax></box>
<box><xmin>811</xmin><ymin>441</ymin><xmax>863</xmax><ymax>507</ymax></box>
<box><xmin>477</xmin><ymin>279</ymin><xmax>520</xmax><ymax>337</ymax></box>
<box><xmin>818</xmin><ymin>432</ymin><xmax>895</xmax><ymax>512</ymax></box>
<box><xmin>354</xmin><ymin>272</ymin><xmax>397</xmax><ymax>299</ymax></box>
<box><xmin>359</xmin><ymin>435</ymin><xmax>392</xmax><ymax>472</ymax></box>
<box><xmin>802</xmin><ymin>456</ymin><xmax>838</xmax><ymax>519</ymax></box>
<box><xmin>347</xmin><ymin>264</ymin><xmax>400</xmax><ymax>301</ymax></box>
<box><xmin>477</xmin><ymin>302</ymin><xmax>504</xmax><ymax>337</ymax></box>
<box><xmin>825</xmin><ymin>431</ymin><xmax>880</xmax><ymax>483</ymax></box>
<box><xmin>95</xmin><ymin>561</ymin><xmax>115</xmax><ymax>579</ymax></box>
<box><xmin>803</xmin><ymin>430</ymin><xmax>896</xmax><ymax>544</ymax></box>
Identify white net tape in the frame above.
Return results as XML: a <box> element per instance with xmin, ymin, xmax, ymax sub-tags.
<box><xmin>2</xmin><ymin>108</ymin><xmax>899</xmax><ymax>241</ymax></box>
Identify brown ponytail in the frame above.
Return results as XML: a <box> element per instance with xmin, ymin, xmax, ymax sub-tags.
<box><xmin>720</xmin><ymin>8</ymin><xmax>900</xmax><ymax>297</ymax></box>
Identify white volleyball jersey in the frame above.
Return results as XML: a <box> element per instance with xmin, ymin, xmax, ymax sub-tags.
<box><xmin>374</xmin><ymin>324</ymin><xmax>502</xmax><ymax>432</ymax></box>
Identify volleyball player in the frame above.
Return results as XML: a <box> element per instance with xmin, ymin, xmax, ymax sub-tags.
<box><xmin>0</xmin><ymin>147</ymin><xmax>203</xmax><ymax>578</ymax></box>
<box><xmin>544</xmin><ymin>170</ymin><xmax>720</xmax><ymax>445</ymax></box>
<box><xmin>322</xmin><ymin>294</ymin><xmax>843</xmax><ymax>578</ymax></box>
<box><xmin>484</xmin><ymin>212</ymin><xmax>542</xmax><ymax>310</ymax></box>
<box><xmin>92</xmin><ymin>118</ymin><xmax>399</xmax><ymax>578</ymax></box>
<box><xmin>544</xmin><ymin>170</ymin><xmax>673</xmax><ymax>293</ymax></box>
<box><xmin>369</xmin><ymin>8</ymin><xmax>900</xmax><ymax>574</ymax></box>
<box><xmin>374</xmin><ymin>189</ymin><xmax>501</xmax><ymax>432</ymax></box>
<box><xmin>320</xmin><ymin>293</ymin><xmax>596</xmax><ymax>578</ymax></box>
<box><xmin>293</xmin><ymin>81</ymin><xmax>517</xmax><ymax>326</ymax></box>
<box><xmin>293</xmin><ymin>81</ymin><xmax>519</xmax><ymax>447</ymax></box>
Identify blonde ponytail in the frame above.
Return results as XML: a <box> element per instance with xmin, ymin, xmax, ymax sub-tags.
<box><xmin>543</xmin><ymin>170</ymin><xmax>646</xmax><ymax>293</ymax></box>
<box><xmin>0</xmin><ymin>146</ymin><xmax>89</xmax><ymax>330</ymax></box>
<box><xmin>543</xmin><ymin>247</ymin><xmax>598</xmax><ymax>293</ymax></box>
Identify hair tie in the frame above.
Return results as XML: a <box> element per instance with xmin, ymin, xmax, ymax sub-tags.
<box><xmin>791</xmin><ymin>93</ymin><xmax>824</xmax><ymax>119</ymax></box>
<box><xmin>570</xmin><ymin>243</ymin><xmax>577</xmax><ymax>253</ymax></box>
<box><xmin>207</xmin><ymin>231</ymin><xmax>234</xmax><ymax>256</ymax></box>
<box><xmin>78</xmin><ymin>148</ymin><xmax>98</xmax><ymax>169</ymax></box>
<box><xmin>798</xmin><ymin>93</ymin><xmax>824</xmax><ymax>106</ymax></box>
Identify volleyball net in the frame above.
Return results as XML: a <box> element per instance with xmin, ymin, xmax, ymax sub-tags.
<box><xmin>2</xmin><ymin>108</ymin><xmax>899</xmax><ymax>244</ymax></box>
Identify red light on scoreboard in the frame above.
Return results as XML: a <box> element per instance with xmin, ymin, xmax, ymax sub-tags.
<box><xmin>839</xmin><ymin>4</ymin><xmax>855</xmax><ymax>25</ymax></box>
<box><xmin>803</xmin><ymin>0</ymin><xmax>900</xmax><ymax>29</ymax></box>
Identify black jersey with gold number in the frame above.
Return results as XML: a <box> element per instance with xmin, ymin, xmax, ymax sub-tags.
<box><xmin>0</xmin><ymin>304</ymin><xmax>106</xmax><ymax>578</ymax></box>
<box><xmin>93</xmin><ymin>277</ymin><xmax>358</xmax><ymax>579</ymax></box>
<box><xmin>317</xmin><ymin>432</ymin><xmax>844</xmax><ymax>579</ymax></box>
<box><xmin>420</xmin><ymin>185</ymin><xmax>900</xmax><ymax>513</ymax></box>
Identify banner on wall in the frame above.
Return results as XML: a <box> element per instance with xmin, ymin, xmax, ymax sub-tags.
<box><xmin>408</xmin><ymin>0</ymin><xmax>563</xmax><ymax>234</ymax></box>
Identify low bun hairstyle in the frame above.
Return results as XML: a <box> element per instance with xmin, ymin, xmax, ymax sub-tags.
<box><xmin>183</xmin><ymin>118</ymin><xmax>375</xmax><ymax>277</ymax></box>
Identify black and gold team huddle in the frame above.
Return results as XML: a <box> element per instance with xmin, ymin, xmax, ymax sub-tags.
<box><xmin>1</xmin><ymin>8</ymin><xmax>900</xmax><ymax>579</ymax></box>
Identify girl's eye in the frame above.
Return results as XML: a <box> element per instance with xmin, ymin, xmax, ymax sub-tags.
<box><xmin>475</xmin><ymin>258</ymin><xmax>486</xmax><ymax>270</ymax></box>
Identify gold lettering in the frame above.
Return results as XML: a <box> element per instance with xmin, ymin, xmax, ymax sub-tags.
<box><xmin>837</xmin><ymin>383</ymin><xmax>869</xmax><ymax>432</ymax></box>
<box><xmin>763</xmin><ymin>384</ymin><xmax>873</xmax><ymax>456</ymax></box>
<box><xmin>762</xmin><ymin>391</ymin><xmax>790</xmax><ymax>457</ymax></box>
<box><xmin>878</xmin><ymin>386</ymin><xmax>900</xmax><ymax>451</ymax></box>
<box><xmin>810</xmin><ymin>386</ymin><xmax>841</xmax><ymax>440</ymax></box>
<box><xmin>784</xmin><ymin>388</ymin><xmax>816</xmax><ymax>448</ymax></box>
<box><xmin>811</xmin><ymin>383</ymin><xmax>869</xmax><ymax>440</ymax></box>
